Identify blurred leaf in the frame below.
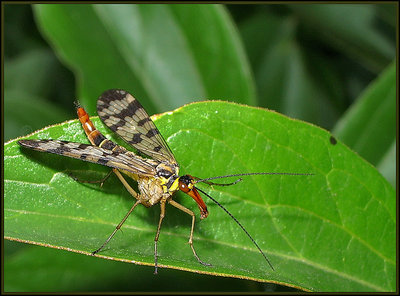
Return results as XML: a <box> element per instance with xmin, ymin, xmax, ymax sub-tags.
<box><xmin>4</xmin><ymin>89</ymin><xmax>71</xmax><ymax>142</ymax></box>
<box><xmin>5</xmin><ymin>101</ymin><xmax>395</xmax><ymax>292</ymax></box>
<box><xmin>375</xmin><ymin>4</ymin><xmax>397</xmax><ymax>27</ymax></box>
<box><xmin>3</xmin><ymin>5</ymin><xmax>44</xmax><ymax>57</ymax></box>
<box><xmin>242</xmin><ymin>15</ymin><xmax>339</xmax><ymax>129</ymax></box>
<box><xmin>166</xmin><ymin>5</ymin><xmax>255</xmax><ymax>103</ymax></box>
<box><xmin>332</xmin><ymin>61</ymin><xmax>396</xmax><ymax>169</ymax></box>
<box><xmin>376</xmin><ymin>140</ymin><xmax>396</xmax><ymax>188</ymax></box>
<box><xmin>4</xmin><ymin>6</ymin><xmax>75</xmax><ymax>111</ymax></box>
<box><xmin>290</xmin><ymin>4</ymin><xmax>395</xmax><ymax>72</ymax></box>
<box><xmin>33</xmin><ymin>4</ymin><xmax>255</xmax><ymax>115</ymax></box>
<box><xmin>4</xmin><ymin>47</ymin><xmax>59</xmax><ymax>98</ymax></box>
<box><xmin>232</xmin><ymin>10</ymin><xmax>282</xmax><ymax>73</ymax></box>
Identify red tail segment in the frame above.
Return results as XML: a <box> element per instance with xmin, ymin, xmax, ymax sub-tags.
<box><xmin>76</xmin><ymin>106</ymin><xmax>103</xmax><ymax>147</ymax></box>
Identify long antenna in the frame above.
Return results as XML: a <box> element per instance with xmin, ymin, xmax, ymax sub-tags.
<box><xmin>195</xmin><ymin>172</ymin><xmax>314</xmax><ymax>184</ymax></box>
<box><xmin>195</xmin><ymin>186</ymin><xmax>275</xmax><ymax>271</ymax></box>
<box><xmin>192</xmin><ymin>176</ymin><xmax>243</xmax><ymax>187</ymax></box>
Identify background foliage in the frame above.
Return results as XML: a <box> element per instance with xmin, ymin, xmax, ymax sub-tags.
<box><xmin>3</xmin><ymin>3</ymin><xmax>396</xmax><ymax>292</ymax></box>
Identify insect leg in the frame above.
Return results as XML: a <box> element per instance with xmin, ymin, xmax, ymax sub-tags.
<box><xmin>92</xmin><ymin>169</ymin><xmax>142</xmax><ymax>255</ymax></box>
<box><xmin>112</xmin><ymin>169</ymin><xmax>139</xmax><ymax>200</ymax></box>
<box><xmin>154</xmin><ymin>199</ymin><xmax>166</xmax><ymax>274</ymax></box>
<box><xmin>72</xmin><ymin>168</ymin><xmax>140</xmax><ymax>197</ymax></box>
<box><xmin>68</xmin><ymin>169</ymin><xmax>113</xmax><ymax>187</ymax></box>
<box><xmin>92</xmin><ymin>199</ymin><xmax>141</xmax><ymax>255</ymax></box>
<box><xmin>168</xmin><ymin>200</ymin><xmax>211</xmax><ymax>267</ymax></box>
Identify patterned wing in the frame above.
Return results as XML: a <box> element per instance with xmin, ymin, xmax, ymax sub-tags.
<box><xmin>97</xmin><ymin>89</ymin><xmax>177</xmax><ymax>165</ymax></box>
<box><xmin>18</xmin><ymin>139</ymin><xmax>157</xmax><ymax>176</ymax></box>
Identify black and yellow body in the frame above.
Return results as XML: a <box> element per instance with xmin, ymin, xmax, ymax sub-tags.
<box><xmin>19</xmin><ymin>89</ymin><xmax>210</xmax><ymax>273</ymax></box>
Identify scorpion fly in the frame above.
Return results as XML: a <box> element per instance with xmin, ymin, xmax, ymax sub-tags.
<box><xmin>19</xmin><ymin>89</ymin><xmax>311</xmax><ymax>273</ymax></box>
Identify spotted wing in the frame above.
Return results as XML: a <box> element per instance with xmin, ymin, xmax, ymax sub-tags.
<box><xmin>97</xmin><ymin>89</ymin><xmax>177</xmax><ymax>165</ymax></box>
<box><xmin>18</xmin><ymin>139</ymin><xmax>157</xmax><ymax>176</ymax></box>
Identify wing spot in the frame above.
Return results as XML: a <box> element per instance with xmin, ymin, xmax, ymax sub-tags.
<box><xmin>146</xmin><ymin>128</ymin><xmax>159</xmax><ymax>138</ymax></box>
<box><xmin>131</xmin><ymin>133</ymin><xmax>142</xmax><ymax>144</ymax></box>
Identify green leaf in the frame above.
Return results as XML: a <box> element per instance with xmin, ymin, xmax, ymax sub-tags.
<box><xmin>241</xmin><ymin>14</ymin><xmax>339</xmax><ymax>129</ymax></box>
<box><xmin>332</xmin><ymin>61</ymin><xmax>396</xmax><ymax>171</ymax></box>
<box><xmin>33</xmin><ymin>4</ymin><xmax>255</xmax><ymax>115</ymax></box>
<box><xmin>4</xmin><ymin>101</ymin><xmax>395</xmax><ymax>292</ymax></box>
<box><xmin>5</xmin><ymin>47</ymin><xmax>58</xmax><ymax>98</ymax></box>
<box><xmin>4</xmin><ymin>241</ymin><xmax>258</xmax><ymax>292</ymax></box>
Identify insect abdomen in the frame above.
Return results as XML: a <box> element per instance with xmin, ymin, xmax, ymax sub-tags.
<box><xmin>76</xmin><ymin>105</ymin><xmax>121</xmax><ymax>152</ymax></box>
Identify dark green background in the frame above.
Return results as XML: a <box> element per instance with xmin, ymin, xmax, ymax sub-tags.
<box><xmin>3</xmin><ymin>3</ymin><xmax>396</xmax><ymax>293</ymax></box>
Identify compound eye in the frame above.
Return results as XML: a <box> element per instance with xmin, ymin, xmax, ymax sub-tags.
<box><xmin>158</xmin><ymin>169</ymin><xmax>172</xmax><ymax>179</ymax></box>
<box><xmin>179</xmin><ymin>180</ymin><xmax>190</xmax><ymax>193</ymax></box>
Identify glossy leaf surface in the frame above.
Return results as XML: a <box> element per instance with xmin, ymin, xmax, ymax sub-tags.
<box><xmin>4</xmin><ymin>101</ymin><xmax>395</xmax><ymax>291</ymax></box>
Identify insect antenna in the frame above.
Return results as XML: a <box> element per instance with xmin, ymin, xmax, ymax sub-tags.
<box><xmin>192</xmin><ymin>176</ymin><xmax>243</xmax><ymax>187</ymax></box>
<box><xmin>195</xmin><ymin>186</ymin><xmax>275</xmax><ymax>271</ymax></box>
<box><xmin>195</xmin><ymin>172</ymin><xmax>314</xmax><ymax>184</ymax></box>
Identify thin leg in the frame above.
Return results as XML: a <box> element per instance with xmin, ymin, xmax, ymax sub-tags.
<box><xmin>154</xmin><ymin>200</ymin><xmax>166</xmax><ymax>274</ymax></box>
<box><xmin>168</xmin><ymin>199</ymin><xmax>211</xmax><ymax>267</ymax></box>
<box><xmin>92</xmin><ymin>200</ymin><xmax>141</xmax><ymax>255</ymax></box>
<box><xmin>89</xmin><ymin>169</ymin><xmax>141</xmax><ymax>256</ymax></box>
<box><xmin>112</xmin><ymin>169</ymin><xmax>139</xmax><ymax>200</ymax></box>
<box><xmin>92</xmin><ymin>170</ymin><xmax>141</xmax><ymax>255</ymax></box>
<box><xmin>69</xmin><ymin>169</ymin><xmax>113</xmax><ymax>187</ymax></box>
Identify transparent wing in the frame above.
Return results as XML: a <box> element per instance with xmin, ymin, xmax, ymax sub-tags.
<box><xmin>18</xmin><ymin>139</ymin><xmax>157</xmax><ymax>177</ymax></box>
<box><xmin>97</xmin><ymin>89</ymin><xmax>177</xmax><ymax>165</ymax></box>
